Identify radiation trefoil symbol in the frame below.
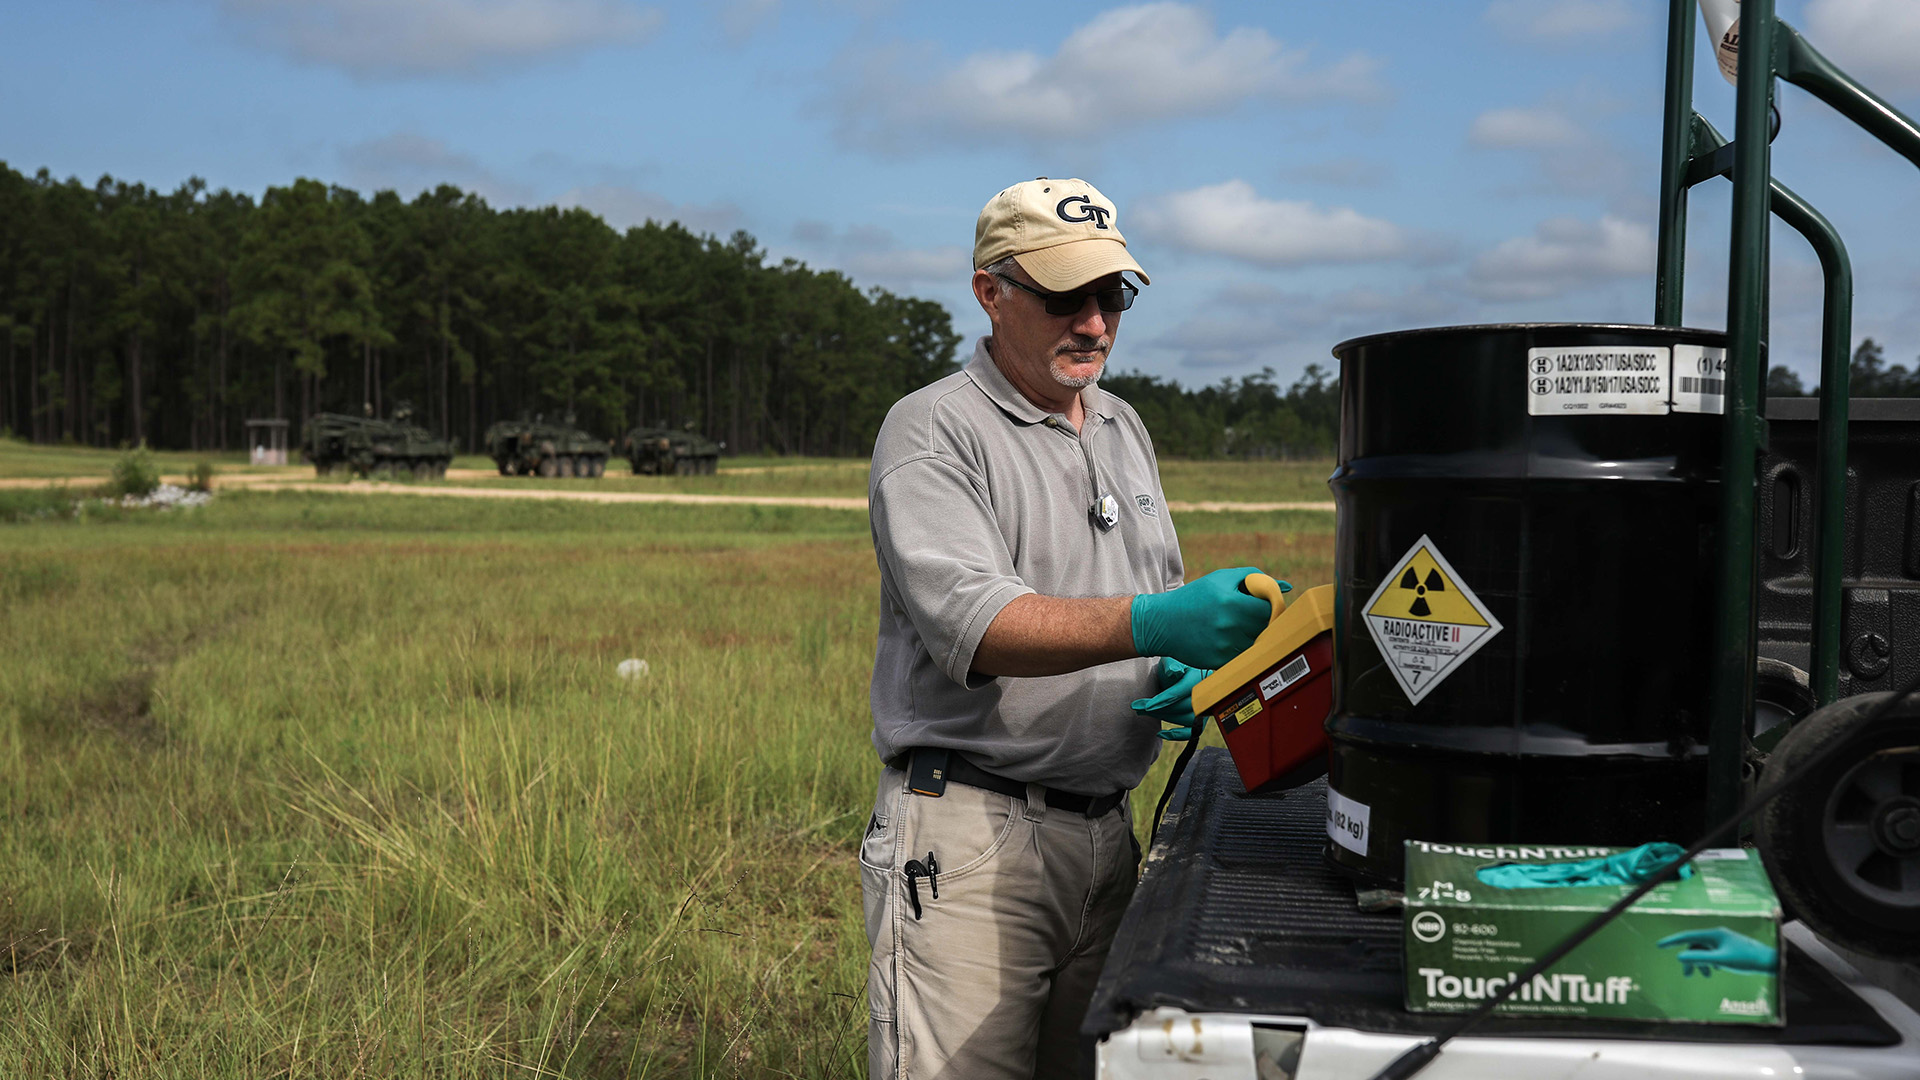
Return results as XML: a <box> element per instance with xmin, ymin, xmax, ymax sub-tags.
<box><xmin>1361</xmin><ymin>535</ymin><xmax>1504</xmax><ymax>705</ymax></box>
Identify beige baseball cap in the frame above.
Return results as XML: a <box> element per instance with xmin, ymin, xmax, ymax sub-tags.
<box><xmin>973</xmin><ymin>177</ymin><xmax>1150</xmax><ymax>291</ymax></box>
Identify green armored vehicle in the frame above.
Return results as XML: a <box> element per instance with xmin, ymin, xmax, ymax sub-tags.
<box><xmin>483</xmin><ymin>416</ymin><xmax>611</xmax><ymax>478</ymax></box>
<box><xmin>301</xmin><ymin>404</ymin><xmax>454</xmax><ymax>479</ymax></box>
<box><xmin>623</xmin><ymin>423</ymin><xmax>722</xmax><ymax>475</ymax></box>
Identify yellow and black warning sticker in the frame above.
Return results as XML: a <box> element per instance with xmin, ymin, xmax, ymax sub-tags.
<box><xmin>1361</xmin><ymin>535</ymin><xmax>1503</xmax><ymax>705</ymax></box>
<box><xmin>1216</xmin><ymin>691</ymin><xmax>1263</xmax><ymax>734</ymax></box>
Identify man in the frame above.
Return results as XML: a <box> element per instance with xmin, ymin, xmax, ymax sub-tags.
<box><xmin>862</xmin><ymin>177</ymin><xmax>1281</xmax><ymax>1078</ymax></box>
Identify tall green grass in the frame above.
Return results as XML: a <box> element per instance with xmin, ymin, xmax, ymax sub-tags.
<box><xmin>1</xmin><ymin>490</ymin><xmax>1334</xmax><ymax>1078</ymax></box>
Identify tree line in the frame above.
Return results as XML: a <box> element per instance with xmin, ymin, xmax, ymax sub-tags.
<box><xmin>0</xmin><ymin>163</ymin><xmax>964</xmax><ymax>457</ymax></box>
<box><xmin>1100</xmin><ymin>364</ymin><xmax>1339</xmax><ymax>459</ymax></box>
<box><xmin>1767</xmin><ymin>339</ymin><xmax>1920</xmax><ymax>398</ymax></box>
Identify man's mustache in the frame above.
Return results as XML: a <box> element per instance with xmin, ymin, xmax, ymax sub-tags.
<box><xmin>1054</xmin><ymin>336</ymin><xmax>1111</xmax><ymax>356</ymax></box>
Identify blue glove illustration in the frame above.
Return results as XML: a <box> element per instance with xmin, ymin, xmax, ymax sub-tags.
<box><xmin>1476</xmin><ymin>842</ymin><xmax>1695</xmax><ymax>890</ymax></box>
<box><xmin>1131</xmin><ymin>568</ymin><xmax>1289</xmax><ymax>670</ymax></box>
<box><xmin>1131</xmin><ymin>657</ymin><xmax>1214</xmax><ymax>741</ymax></box>
<box><xmin>1657</xmin><ymin>928</ymin><xmax>1778</xmax><ymax>977</ymax></box>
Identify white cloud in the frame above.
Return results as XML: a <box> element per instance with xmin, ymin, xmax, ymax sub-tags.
<box><xmin>223</xmin><ymin>0</ymin><xmax>664</xmax><ymax>78</ymax></box>
<box><xmin>1133</xmin><ymin>180</ymin><xmax>1412</xmax><ymax>267</ymax></box>
<box><xmin>556</xmin><ymin>185</ymin><xmax>742</xmax><ymax>235</ymax></box>
<box><xmin>1150</xmin><ymin>282</ymin><xmax>1458</xmax><ymax>370</ymax></box>
<box><xmin>1469</xmin><ymin>106</ymin><xmax>1580</xmax><ymax>148</ymax></box>
<box><xmin>338</xmin><ymin>133</ymin><xmax>533</xmax><ymax>205</ymax></box>
<box><xmin>718</xmin><ymin>0</ymin><xmax>779</xmax><ymax>43</ymax></box>
<box><xmin>1483</xmin><ymin>0</ymin><xmax>1636</xmax><ymax>41</ymax></box>
<box><xmin>1466</xmin><ymin>101</ymin><xmax>1643</xmax><ymax>208</ymax></box>
<box><xmin>1805</xmin><ymin>0</ymin><xmax>1920</xmax><ymax>97</ymax></box>
<box><xmin>785</xmin><ymin>220</ymin><xmax>966</xmax><ymax>288</ymax></box>
<box><xmin>1468</xmin><ymin>215</ymin><xmax>1654</xmax><ymax>300</ymax></box>
<box><xmin>831</xmin><ymin>3</ymin><xmax>1384</xmax><ymax>149</ymax></box>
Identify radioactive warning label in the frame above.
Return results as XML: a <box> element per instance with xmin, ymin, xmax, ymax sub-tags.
<box><xmin>1362</xmin><ymin>535</ymin><xmax>1504</xmax><ymax>705</ymax></box>
<box><xmin>1526</xmin><ymin>346</ymin><xmax>1671</xmax><ymax>415</ymax></box>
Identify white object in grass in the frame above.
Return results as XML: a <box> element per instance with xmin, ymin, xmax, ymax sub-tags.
<box><xmin>617</xmin><ymin>658</ymin><xmax>651</xmax><ymax>681</ymax></box>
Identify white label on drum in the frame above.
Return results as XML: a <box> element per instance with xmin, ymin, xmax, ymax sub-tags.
<box><xmin>1526</xmin><ymin>346</ymin><xmax>1671</xmax><ymax>415</ymax></box>
<box><xmin>1671</xmin><ymin>344</ymin><xmax>1726</xmax><ymax>415</ymax></box>
<box><xmin>1327</xmin><ymin>787</ymin><xmax>1371</xmax><ymax>856</ymax></box>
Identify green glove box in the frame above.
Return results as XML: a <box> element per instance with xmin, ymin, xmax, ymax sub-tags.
<box><xmin>1402</xmin><ymin>840</ymin><xmax>1785</xmax><ymax>1026</ymax></box>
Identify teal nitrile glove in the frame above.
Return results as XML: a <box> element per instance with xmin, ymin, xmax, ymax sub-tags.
<box><xmin>1130</xmin><ymin>567</ymin><xmax>1286</xmax><ymax>670</ymax></box>
<box><xmin>1658</xmin><ymin>928</ymin><xmax>1779</xmax><ymax>977</ymax></box>
<box><xmin>1131</xmin><ymin>656</ymin><xmax>1214</xmax><ymax>741</ymax></box>
<box><xmin>1475</xmin><ymin>842</ymin><xmax>1695</xmax><ymax>889</ymax></box>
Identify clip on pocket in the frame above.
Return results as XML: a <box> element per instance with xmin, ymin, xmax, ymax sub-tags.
<box><xmin>902</xmin><ymin>851</ymin><xmax>939</xmax><ymax>920</ymax></box>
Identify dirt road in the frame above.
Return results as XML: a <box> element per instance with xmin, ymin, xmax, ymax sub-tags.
<box><xmin>2</xmin><ymin>470</ymin><xmax>1334</xmax><ymax>513</ymax></box>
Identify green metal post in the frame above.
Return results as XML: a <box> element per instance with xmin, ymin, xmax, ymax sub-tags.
<box><xmin>1765</xmin><ymin>190</ymin><xmax>1851</xmax><ymax>705</ymax></box>
<box><xmin>1687</xmin><ymin>113</ymin><xmax>1854</xmax><ymax>705</ymax></box>
<box><xmin>1654</xmin><ymin>0</ymin><xmax>1698</xmax><ymax>326</ymax></box>
<box><xmin>1778</xmin><ymin>24</ymin><xmax>1920</xmax><ymax>171</ymax></box>
<box><xmin>1707</xmin><ymin>0</ymin><xmax>1776</xmax><ymax>827</ymax></box>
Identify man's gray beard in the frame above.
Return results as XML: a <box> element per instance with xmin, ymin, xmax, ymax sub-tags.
<box><xmin>1050</xmin><ymin>356</ymin><xmax>1105</xmax><ymax>389</ymax></box>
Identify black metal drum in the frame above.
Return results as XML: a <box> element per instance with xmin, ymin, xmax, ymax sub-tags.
<box><xmin>1327</xmin><ymin>324</ymin><xmax>1733</xmax><ymax>884</ymax></box>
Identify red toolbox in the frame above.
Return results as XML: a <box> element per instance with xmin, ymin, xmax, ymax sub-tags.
<box><xmin>1192</xmin><ymin>580</ymin><xmax>1337</xmax><ymax>795</ymax></box>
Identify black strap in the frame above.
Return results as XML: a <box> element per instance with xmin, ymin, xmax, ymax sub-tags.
<box><xmin>1149</xmin><ymin>736</ymin><xmax>1203</xmax><ymax>851</ymax></box>
<box><xmin>901</xmin><ymin>749</ymin><xmax>1125</xmax><ymax>818</ymax></box>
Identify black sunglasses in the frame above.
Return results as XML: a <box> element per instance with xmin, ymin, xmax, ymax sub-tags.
<box><xmin>993</xmin><ymin>273</ymin><xmax>1137</xmax><ymax>316</ymax></box>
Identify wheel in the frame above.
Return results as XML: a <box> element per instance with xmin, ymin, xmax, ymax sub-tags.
<box><xmin>1755</xmin><ymin>692</ymin><xmax>1920</xmax><ymax>959</ymax></box>
<box><xmin>435</xmin><ymin>461</ymin><xmax>448</xmax><ymax>479</ymax></box>
<box><xmin>372</xmin><ymin>459</ymin><xmax>395</xmax><ymax>479</ymax></box>
<box><xmin>412</xmin><ymin>461</ymin><xmax>433</xmax><ymax>481</ymax></box>
<box><xmin>537</xmin><ymin>456</ymin><xmax>558</xmax><ymax>478</ymax></box>
<box><xmin>590</xmin><ymin>458</ymin><xmax>605</xmax><ymax>478</ymax></box>
<box><xmin>558</xmin><ymin>456</ymin><xmax>576</xmax><ymax>478</ymax></box>
<box><xmin>1753</xmin><ymin>658</ymin><xmax>1818</xmax><ymax>751</ymax></box>
<box><xmin>704</xmin><ymin>457</ymin><xmax>717</xmax><ymax>475</ymax></box>
<box><xmin>497</xmin><ymin>460</ymin><xmax>513</xmax><ymax>477</ymax></box>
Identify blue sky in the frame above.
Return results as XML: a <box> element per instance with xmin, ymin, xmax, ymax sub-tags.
<box><xmin>7</xmin><ymin>0</ymin><xmax>1920</xmax><ymax>387</ymax></box>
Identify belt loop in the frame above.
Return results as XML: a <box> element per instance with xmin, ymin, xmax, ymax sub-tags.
<box><xmin>1023</xmin><ymin>782</ymin><xmax>1048</xmax><ymax>823</ymax></box>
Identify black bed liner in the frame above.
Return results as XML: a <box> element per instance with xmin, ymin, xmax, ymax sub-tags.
<box><xmin>1083</xmin><ymin>748</ymin><xmax>1900</xmax><ymax>1047</ymax></box>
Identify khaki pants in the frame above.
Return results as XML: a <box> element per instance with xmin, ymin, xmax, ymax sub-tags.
<box><xmin>861</xmin><ymin>764</ymin><xmax>1138</xmax><ymax>1080</ymax></box>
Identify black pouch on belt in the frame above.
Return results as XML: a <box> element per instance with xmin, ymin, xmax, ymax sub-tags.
<box><xmin>908</xmin><ymin>748</ymin><xmax>949</xmax><ymax>797</ymax></box>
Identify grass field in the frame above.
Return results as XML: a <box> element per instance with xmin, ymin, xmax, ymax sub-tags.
<box><xmin>1</xmin><ymin>480</ymin><xmax>1334</xmax><ymax>1077</ymax></box>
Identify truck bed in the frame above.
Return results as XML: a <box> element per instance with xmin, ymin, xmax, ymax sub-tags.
<box><xmin>1083</xmin><ymin>748</ymin><xmax>1903</xmax><ymax>1049</ymax></box>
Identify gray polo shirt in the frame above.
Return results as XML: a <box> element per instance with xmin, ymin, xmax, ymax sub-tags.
<box><xmin>867</xmin><ymin>337</ymin><xmax>1186</xmax><ymax>795</ymax></box>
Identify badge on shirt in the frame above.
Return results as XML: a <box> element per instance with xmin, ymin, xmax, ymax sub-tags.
<box><xmin>1135</xmin><ymin>493</ymin><xmax>1158</xmax><ymax>518</ymax></box>
<box><xmin>1091</xmin><ymin>494</ymin><xmax>1119</xmax><ymax>531</ymax></box>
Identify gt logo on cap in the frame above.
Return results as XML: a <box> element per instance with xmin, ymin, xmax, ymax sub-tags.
<box><xmin>1056</xmin><ymin>195</ymin><xmax>1112</xmax><ymax>229</ymax></box>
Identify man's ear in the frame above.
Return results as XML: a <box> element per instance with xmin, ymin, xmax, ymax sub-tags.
<box><xmin>971</xmin><ymin>269</ymin><xmax>1002</xmax><ymax>323</ymax></box>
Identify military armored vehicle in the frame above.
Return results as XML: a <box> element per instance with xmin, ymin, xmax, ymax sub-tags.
<box><xmin>622</xmin><ymin>423</ymin><xmax>722</xmax><ymax>475</ymax></box>
<box><xmin>301</xmin><ymin>404</ymin><xmax>454</xmax><ymax>479</ymax></box>
<box><xmin>483</xmin><ymin>416</ymin><xmax>611</xmax><ymax>478</ymax></box>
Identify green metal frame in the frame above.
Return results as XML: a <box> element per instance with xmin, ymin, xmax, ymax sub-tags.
<box><xmin>1655</xmin><ymin>0</ymin><xmax>1920</xmax><ymax>824</ymax></box>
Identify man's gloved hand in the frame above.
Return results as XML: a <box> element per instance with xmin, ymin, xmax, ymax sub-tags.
<box><xmin>1657</xmin><ymin>928</ymin><xmax>1779</xmax><ymax>977</ymax></box>
<box><xmin>1131</xmin><ymin>657</ymin><xmax>1213</xmax><ymax>741</ymax></box>
<box><xmin>1131</xmin><ymin>567</ymin><xmax>1285</xmax><ymax>670</ymax></box>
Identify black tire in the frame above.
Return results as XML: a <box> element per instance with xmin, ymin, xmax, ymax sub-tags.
<box><xmin>1755</xmin><ymin>692</ymin><xmax>1920</xmax><ymax>959</ymax></box>
<box><xmin>412</xmin><ymin>461</ymin><xmax>433</xmax><ymax>481</ymax></box>
<box><xmin>537</xmin><ymin>456</ymin><xmax>557</xmax><ymax>478</ymax></box>
<box><xmin>559</xmin><ymin>456</ymin><xmax>576</xmax><ymax>478</ymax></box>
<box><xmin>497</xmin><ymin>460</ymin><xmax>513</xmax><ymax>477</ymax></box>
